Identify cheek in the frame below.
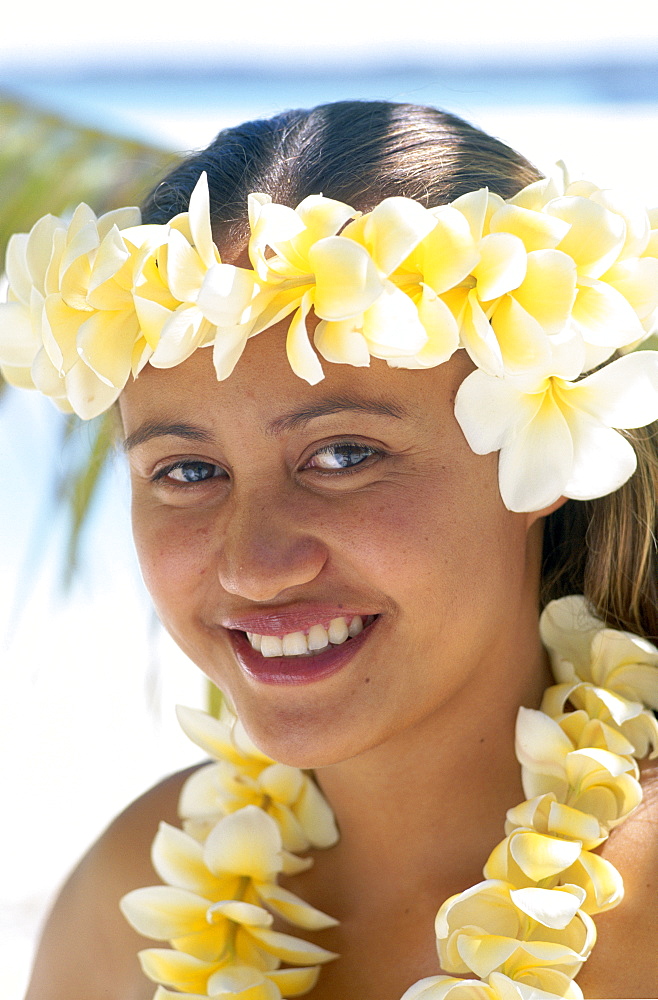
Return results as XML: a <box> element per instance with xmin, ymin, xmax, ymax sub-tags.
<box><xmin>131</xmin><ymin>501</ymin><xmax>213</xmax><ymax>628</ymax></box>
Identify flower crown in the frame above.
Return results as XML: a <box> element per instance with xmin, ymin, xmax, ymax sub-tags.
<box><xmin>2</xmin><ymin>166</ymin><xmax>658</xmax><ymax>512</ymax></box>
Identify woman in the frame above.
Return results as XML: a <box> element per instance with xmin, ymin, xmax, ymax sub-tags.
<box><xmin>3</xmin><ymin>100</ymin><xmax>658</xmax><ymax>999</ymax></box>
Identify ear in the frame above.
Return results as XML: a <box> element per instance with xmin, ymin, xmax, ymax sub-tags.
<box><xmin>525</xmin><ymin>494</ymin><xmax>569</xmax><ymax>529</ymax></box>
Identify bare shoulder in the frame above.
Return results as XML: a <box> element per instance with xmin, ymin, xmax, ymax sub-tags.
<box><xmin>25</xmin><ymin>763</ymin><xmax>203</xmax><ymax>1000</ymax></box>
<box><xmin>577</xmin><ymin>758</ymin><xmax>658</xmax><ymax>999</ymax></box>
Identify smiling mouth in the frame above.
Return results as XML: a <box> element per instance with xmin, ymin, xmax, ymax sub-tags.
<box><xmin>243</xmin><ymin>615</ymin><xmax>377</xmax><ymax>658</ymax></box>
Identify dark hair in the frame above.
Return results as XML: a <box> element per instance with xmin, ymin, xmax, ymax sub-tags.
<box><xmin>143</xmin><ymin>99</ymin><xmax>658</xmax><ymax>642</ymax></box>
<box><xmin>142</xmin><ymin>100</ymin><xmax>540</xmax><ymax>256</ymax></box>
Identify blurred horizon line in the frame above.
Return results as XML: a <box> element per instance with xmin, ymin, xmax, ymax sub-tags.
<box><xmin>4</xmin><ymin>48</ymin><xmax>658</xmax><ymax>79</ymax></box>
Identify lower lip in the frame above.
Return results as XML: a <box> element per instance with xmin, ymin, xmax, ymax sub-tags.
<box><xmin>230</xmin><ymin>623</ymin><xmax>376</xmax><ymax>685</ymax></box>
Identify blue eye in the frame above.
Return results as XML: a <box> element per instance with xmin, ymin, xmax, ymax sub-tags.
<box><xmin>306</xmin><ymin>443</ymin><xmax>378</xmax><ymax>471</ymax></box>
<box><xmin>157</xmin><ymin>461</ymin><xmax>220</xmax><ymax>483</ymax></box>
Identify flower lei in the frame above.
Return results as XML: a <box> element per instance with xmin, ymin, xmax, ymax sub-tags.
<box><xmin>3</xmin><ymin>168</ymin><xmax>658</xmax><ymax>513</ymax></box>
<box><xmin>121</xmin><ymin>595</ymin><xmax>658</xmax><ymax>1000</ymax></box>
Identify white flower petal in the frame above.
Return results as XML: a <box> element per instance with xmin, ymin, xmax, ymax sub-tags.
<box><xmin>362</xmin><ymin>197</ymin><xmax>437</xmax><ymax>276</ymax></box>
<box><xmin>212</xmin><ymin>324</ymin><xmax>252</xmax><ymax>381</ymax></box>
<box><xmin>166</xmin><ymin>229</ymin><xmax>207</xmax><ymax>304</ymax></box>
<box><xmin>6</xmin><ymin>232</ymin><xmax>33</xmax><ymax>303</ymax></box>
<box><xmin>562</xmin><ymin>412</ymin><xmax>637</xmax><ymax>501</ymax></box>
<box><xmin>26</xmin><ymin>215</ymin><xmax>65</xmax><ymax>292</ymax></box>
<box><xmin>204</xmin><ymin>806</ymin><xmax>282</xmax><ymax>881</ymax></box>
<box><xmin>548</xmin><ymin>195</ymin><xmax>626</xmax><ymax>278</ymax></box>
<box><xmin>64</xmin><ymin>358</ymin><xmax>122</xmax><ymax>419</ymax></box>
<box><xmin>285</xmin><ymin>292</ymin><xmax>325</xmax><ymax>384</ymax></box>
<box><xmin>473</xmin><ymin>233</ymin><xmax>527</xmax><ymax>301</ymax></box>
<box><xmin>454</xmin><ymin>369</ymin><xmax>541</xmax><ymax>456</ymax></box>
<box><xmin>197</xmin><ymin>263</ymin><xmax>257</xmax><ymax>327</ymax></box>
<box><xmin>150</xmin><ymin>305</ymin><xmax>207</xmax><ymax>368</ymax></box>
<box><xmin>572</xmin><ymin>277</ymin><xmax>645</xmax><ymax>348</ymax></box>
<box><xmin>0</xmin><ymin>301</ymin><xmax>40</xmax><ymax>366</ymax></box>
<box><xmin>313</xmin><ymin>319</ymin><xmax>371</xmax><ymax>367</ymax></box>
<box><xmin>309</xmin><ymin>236</ymin><xmax>383</xmax><ymax>320</ymax></box>
<box><xmin>187</xmin><ymin>173</ymin><xmax>219</xmax><ymax>270</ymax></box>
<box><xmin>361</xmin><ymin>283</ymin><xmax>428</xmax><ymax>358</ymax></box>
<box><xmin>489</xmin><ymin>296</ymin><xmax>551</xmax><ymax>375</ymax></box>
<box><xmin>509</xmin><ymin>886</ymin><xmax>585</xmax><ymax>930</ymax></box>
<box><xmin>515</xmin><ymin>708</ymin><xmax>573</xmax><ymax>777</ymax></box>
<box><xmin>459</xmin><ymin>291</ymin><xmax>505</xmax><ymax>376</ymax></box>
<box><xmin>76</xmin><ymin>309</ymin><xmax>139</xmax><ymax>388</ymax></box>
<box><xmin>497</xmin><ymin>388</ymin><xmax>575</xmax><ymax>512</ymax></box>
<box><xmin>562</xmin><ymin>350</ymin><xmax>658</xmax><ymax>428</ymax></box>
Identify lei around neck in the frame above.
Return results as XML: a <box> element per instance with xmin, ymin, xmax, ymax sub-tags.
<box><xmin>2</xmin><ymin>168</ymin><xmax>658</xmax><ymax>513</ymax></box>
<box><xmin>121</xmin><ymin>596</ymin><xmax>658</xmax><ymax>1000</ymax></box>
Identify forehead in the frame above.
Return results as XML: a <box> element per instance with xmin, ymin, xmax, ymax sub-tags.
<box><xmin>119</xmin><ymin>323</ymin><xmax>474</xmax><ymax>438</ymax></box>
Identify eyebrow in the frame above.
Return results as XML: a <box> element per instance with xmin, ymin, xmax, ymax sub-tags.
<box><xmin>266</xmin><ymin>395</ymin><xmax>409</xmax><ymax>436</ymax></box>
<box><xmin>123</xmin><ymin>396</ymin><xmax>409</xmax><ymax>451</ymax></box>
<box><xmin>123</xmin><ymin>422</ymin><xmax>215</xmax><ymax>452</ymax></box>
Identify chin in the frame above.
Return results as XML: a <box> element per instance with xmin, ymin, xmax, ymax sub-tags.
<box><xmin>228</xmin><ymin>693</ymin><xmax>376</xmax><ymax>770</ymax></box>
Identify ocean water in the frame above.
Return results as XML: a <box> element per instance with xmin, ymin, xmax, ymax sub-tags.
<box><xmin>2</xmin><ymin>61</ymin><xmax>658</xmax><ymax>203</ymax></box>
<box><xmin>2</xmin><ymin>58</ymin><xmax>658</xmax><ymax>149</ymax></box>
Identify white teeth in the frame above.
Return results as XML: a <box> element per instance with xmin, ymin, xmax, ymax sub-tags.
<box><xmin>261</xmin><ymin>635</ymin><xmax>283</xmax><ymax>657</ymax></box>
<box><xmin>348</xmin><ymin>615</ymin><xmax>363</xmax><ymax>637</ymax></box>
<box><xmin>308</xmin><ymin>623</ymin><xmax>330</xmax><ymax>651</ymax></box>
<box><xmin>328</xmin><ymin>617</ymin><xmax>348</xmax><ymax>644</ymax></box>
<box><xmin>245</xmin><ymin>614</ymin><xmax>373</xmax><ymax>656</ymax></box>
<box><xmin>282</xmin><ymin>631</ymin><xmax>308</xmax><ymax>655</ymax></box>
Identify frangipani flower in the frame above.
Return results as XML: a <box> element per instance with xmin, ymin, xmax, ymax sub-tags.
<box><xmin>126</xmin><ymin>808</ymin><xmax>336</xmax><ymax>939</ymax></box>
<box><xmin>539</xmin><ymin>595</ymin><xmax>658</xmax><ymax>756</ymax></box>
<box><xmin>435</xmin><ymin>879</ymin><xmax>594</xmax><ymax>981</ymax></box>
<box><xmin>180</xmin><ymin>759</ymin><xmax>338</xmax><ymax>853</ymax></box>
<box><xmin>508</xmin><ymin>170</ymin><xmax>658</xmax><ymax>368</ymax></box>
<box><xmin>361</xmin><ymin>200</ymin><xmax>480</xmax><ymax>369</ymax></box>
<box><xmin>484</xmin><ymin>825</ymin><xmax>623</xmax><ymax>915</ymax></box>
<box><xmin>142</xmin><ymin>173</ymin><xmax>258</xmax><ymax>380</ymax></box>
<box><xmin>400</xmin><ymin>969</ymin><xmax>583</xmax><ymax>1000</ymax></box>
<box><xmin>515</xmin><ymin>708</ymin><xmax>641</xmax><ymax>828</ymax></box>
<box><xmin>121</xmin><ymin>806</ymin><xmax>337</xmax><ymax>997</ymax></box>
<box><xmin>152</xmin><ymin>961</ymin><xmax>319</xmax><ymax>999</ymax></box>
<box><xmin>0</xmin><ymin>201</ymin><xmax>156</xmax><ymax>417</ymax></box>
<box><xmin>249</xmin><ymin>192</ymin><xmax>439</xmax><ymax>382</ymax></box>
<box><xmin>445</xmin><ymin>189</ymin><xmax>578</xmax><ymax>378</ymax></box>
<box><xmin>492</xmin><ymin>794</ymin><xmax>624</xmax><ymax>915</ymax></box>
<box><xmin>140</xmin><ymin>949</ymin><xmax>321</xmax><ymax>998</ymax></box>
<box><xmin>454</xmin><ymin>349</ymin><xmax>658</xmax><ymax>512</ymax></box>
<box><xmin>164</xmin><ymin>967</ymin><xmax>317</xmax><ymax>999</ymax></box>
<box><xmin>177</xmin><ymin>704</ymin><xmax>273</xmax><ymax>770</ymax></box>
<box><xmin>504</xmin><ymin>794</ymin><xmax>605</xmax><ymax>850</ymax></box>
<box><xmin>176</xmin><ymin>706</ymin><xmax>339</xmax><ymax>851</ymax></box>
<box><xmin>247</xmin><ymin>190</ymin><xmax>376</xmax><ymax>383</ymax></box>
<box><xmin>549</xmin><ymin>189</ymin><xmax>658</xmax><ymax>363</ymax></box>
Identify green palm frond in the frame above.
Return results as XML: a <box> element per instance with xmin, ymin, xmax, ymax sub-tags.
<box><xmin>0</xmin><ymin>92</ymin><xmax>179</xmax><ymax>581</ymax></box>
<box><xmin>0</xmin><ymin>93</ymin><xmax>178</xmax><ymax>259</ymax></box>
<box><xmin>1</xmin><ymin>94</ymin><xmax>227</xmax><ymax>716</ymax></box>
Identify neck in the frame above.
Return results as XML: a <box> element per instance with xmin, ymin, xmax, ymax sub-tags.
<box><xmin>311</xmin><ymin>611</ymin><xmax>551</xmax><ymax>914</ymax></box>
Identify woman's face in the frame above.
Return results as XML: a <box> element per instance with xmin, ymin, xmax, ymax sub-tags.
<box><xmin>120</xmin><ymin>328</ymin><xmax>546</xmax><ymax>767</ymax></box>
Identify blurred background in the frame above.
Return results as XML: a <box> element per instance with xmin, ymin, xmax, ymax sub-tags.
<box><xmin>2</xmin><ymin>0</ymin><xmax>658</xmax><ymax>993</ymax></box>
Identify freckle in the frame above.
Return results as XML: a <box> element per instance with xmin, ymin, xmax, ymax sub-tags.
<box><xmin>479</xmin><ymin>737</ymin><xmax>485</xmax><ymax>743</ymax></box>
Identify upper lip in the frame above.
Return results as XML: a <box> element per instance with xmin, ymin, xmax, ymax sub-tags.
<box><xmin>221</xmin><ymin>606</ymin><xmax>379</xmax><ymax>636</ymax></box>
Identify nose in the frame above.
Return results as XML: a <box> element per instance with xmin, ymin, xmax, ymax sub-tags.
<box><xmin>215</xmin><ymin>486</ymin><xmax>328</xmax><ymax>603</ymax></box>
